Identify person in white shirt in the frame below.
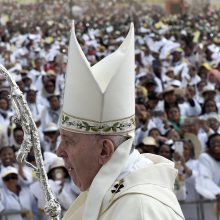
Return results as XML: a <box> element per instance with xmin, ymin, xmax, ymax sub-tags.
<box><xmin>41</xmin><ymin>94</ymin><xmax>61</xmax><ymax>130</ymax></box>
<box><xmin>196</xmin><ymin>133</ymin><xmax>220</xmax><ymax>220</ymax></box>
<box><xmin>0</xmin><ymin>166</ymin><xmax>34</xmax><ymax>220</ymax></box>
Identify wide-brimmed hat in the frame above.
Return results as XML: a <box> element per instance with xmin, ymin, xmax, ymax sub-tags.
<box><xmin>183</xmin><ymin>133</ymin><xmax>201</xmax><ymax>159</ymax></box>
<box><xmin>142</xmin><ymin>136</ymin><xmax>157</xmax><ymax>147</ymax></box>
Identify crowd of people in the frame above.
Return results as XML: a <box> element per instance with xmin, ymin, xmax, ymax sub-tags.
<box><xmin>0</xmin><ymin>0</ymin><xmax>220</xmax><ymax>219</ymax></box>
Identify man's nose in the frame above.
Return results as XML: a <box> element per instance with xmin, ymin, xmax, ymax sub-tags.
<box><xmin>56</xmin><ymin>142</ymin><xmax>64</xmax><ymax>157</ymax></box>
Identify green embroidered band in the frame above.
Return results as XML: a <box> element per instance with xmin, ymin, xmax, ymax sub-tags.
<box><xmin>61</xmin><ymin>111</ymin><xmax>135</xmax><ymax>134</ymax></box>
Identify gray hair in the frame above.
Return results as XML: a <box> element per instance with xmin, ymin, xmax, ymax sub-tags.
<box><xmin>94</xmin><ymin>135</ymin><xmax>134</xmax><ymax>153</ymax></box>
<box><xmin>94</xmin><ymin>135</ymin><xmax>127</xmax><ymax>148</ymax></box>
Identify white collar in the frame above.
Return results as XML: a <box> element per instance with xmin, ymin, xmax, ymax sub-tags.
<box><xmin>117</xmin><ymin>149</ymin><xmax>153</xmax><ymax>180</ymax></box>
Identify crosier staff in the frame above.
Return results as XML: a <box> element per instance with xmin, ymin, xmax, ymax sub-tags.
<box><xmin>0</xmin><ymin>64</ymin><xmax>61</xmax><ymax>220</ymax></box>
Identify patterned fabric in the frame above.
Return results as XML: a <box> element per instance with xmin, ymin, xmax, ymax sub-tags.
<box><xmin>61</xmin><ymin>111</ymin><xmax>135</xmax><ymax>134</ymax></box>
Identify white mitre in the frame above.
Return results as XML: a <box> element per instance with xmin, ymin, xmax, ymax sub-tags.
<box><xmin>60</xmin><ymin>21</ymin><xmax>135</xmax><ymax>136</ymax></box>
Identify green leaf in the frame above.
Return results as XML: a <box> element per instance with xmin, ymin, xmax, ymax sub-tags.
<box><xmin>82</xmin><ymin>121</ymin><xmax>89</xmax><ymax>126</ymax></box>
<box><xmin>91</xmin><ymin>127</ymin><xmax>99</xmax><ymax>132</ymax></box>
<box><xmin>112</xmin><ymin>122</ymin><xmax>119</xmax><ymax>127</ymax></box>
<box><xmin>62</xmin><ymin>115</ymin><xmax>69</xmax><ymax>124</ymax></box>
<box><xmin>112</xmin><ymin>127</ymin><xmax>117</xmax><ymax>132</ymax></box>
<box><xmin>103</xmin><ymin>127</ymin><xmax>111</xmax><ymax>132</ymax></box>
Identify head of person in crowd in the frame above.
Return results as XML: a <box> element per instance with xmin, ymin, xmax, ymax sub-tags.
<box><xmin>206</xmin><ymin>133</ymin><xmax>220</xmax><ymax>161</ymax></box>
<box><xmin>205</xmin><ymin>47</ymin><xmax>214</xmax><ymax>62</ymax></box>
<box><xmin>15</xmin><ymin>75</ymin><xmax>25</xmax><ymax>92</ymax></box>
<box><xmin>163</xmin><ymin>86</ymin><xmax>178</xmax><ymax>111</ymax></box>
<box><xmin>206</xmin><ymin>114</ymin><xmax>220</xmax><ymax>133</ymax></box>
<box><xmin>180</xmin><ymin>117</ymin><xmax>200</xmax><ymax>136</ymax></box>
<box><xmin>26</xmin><ymin>85</ymin><xmax>38</xmax><ymax>104</ymax></box>
<box><xmin>53</xmin><ymin>62</ymin><xmax>63</xmax><ymax>75</ymax></box>
<box><xmin>173</xmin><ymin>87</ymin><xmax>186</xmax><ymax>104</ymax></box>
<box><xmin>140</xmin><ymin>74</ymin><xmax>157</xmax><ymax>93</ymax></box>
<box><xmin>165</xmin><ymin>128</ymin><xmax>181</xmax><ymax>141</ymax></box>
<box><xmin>201</xmin><ymin>99</ymin><xmax>218</xmax><ymax>114</ymax></box>
<box><xmin>0</xmin><ymin>96</ymin><xmax>10</xmax><ymax>112</ymax></box>
<box><xmin>184</xmin><ymin>44</ymin><xmax>194</xmax><ymax>57</ymax></box>
<box><xmin>34</xmin><ymin>58</ymin><xmax>43</xmax><ymax>71</ymax></box>
<box><xmin>44</xmin><ymin>69</ymin><xmax>57</xmax><ymax>82</ymax></box>
<box><xmin>137</xmin><ymin>136</ymin><xmax>158</xmax><ymax>154</ymax></box>
<box><xmin>198</xmin><ymin>64</ymin><xmax>210</xmax><ymax>81</ymax></box>
<box><xmin>148</xmin><ymin>127</ymin><xmax>161</xmax><ymax>141</ymax></box>
<box><xmin>182</xmin><ymin>139</ymin><xmax>195</xmax><ymax>162</ymax></box>
<box><xmin>22</xmin><ymin>75</ymin><xmax>33</xmax><ymax>91</ymax></box>
<box><xmin>196</xmin><ymin>80</ymin><xmax>206</xmax><ymax>99</ymax></box>
<box><xmin>43</xmin><ymin>123</ymin><xmax>60</xmax><ymax>145</ymax></box>
<box><xmin>145</xmin><ymin>91</ymin><xmax>160</xmax><ymax>112</ymax></box>
<box><xmin>47</xmin><ymin>94</ymin><xmax>60</xmax><ymax>111</ymax></box>
<box><xmin>43</xmin><ymin>79</ymin><xmax>56</xmax><ymax>95</ymax></box>
<box><xmin>171</xmin><ymin>48</ymin><xmax>183</xmax><ymax>63</ymax></box>
<box><xmin>135</xmin><ymin>103</ymin><xmax>150</xmax><ymax>125</ymax></box>
<box><xmin>135</xmin><ymin>85</ymin><xmax>147</xmax><ymax>106</ymax></box>
<box><xmin>12</xmin><ymin>126</ymin><xmax>24</xmax><ymax>151</ymax></box>
<box><xmin>201</xmin><ymin>85</ymin><xmax>217</xmax><ymax>102</ymax></box>
<box><xmin>1</xmin><ymin>166</ymin><xmax>19</xmax><ymax>194</ymax></box>
<box><xmin>207</xmin><ymin>69</ymin><xmax>219</xmax><ymax>85</ymax></box>
<box><xmin>158</xmin><ymin>141</ymin><xmax>174</xmax><ymax>161</ymax></box>
<box><xmin>47</xmin><ymin>157</ymin><xmax>69</xmax><ymax>183</ymax></box>
<box><xmin>165</xmin><ymin>67</ymin><xmax>175</xmax><ymax>80</ymax></box>
<box><xmin>166</xmin><ymin>105</ymin><xmax>185</xmax><ymax>132</ymax></box>
<box><xmin>0</xmin><ymin>146</ymin><xmax>16</xmax><ymax>167</ymax></box>
<box><xmin>0</xmin><ymin>87</ymin><xmax>10</xmax><ymax>99</ymax></box>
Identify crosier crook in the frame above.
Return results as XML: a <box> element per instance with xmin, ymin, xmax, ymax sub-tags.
<box><xmin>0</xmin><ymin>64</ymin><xmax>61</xmax><ymax>220</ymax></box>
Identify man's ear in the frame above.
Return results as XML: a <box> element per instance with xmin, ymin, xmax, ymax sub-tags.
<box><xmin>98</xmin><ymin>139</ymin><xmax>115</xmax><ymax>165</ymax></box>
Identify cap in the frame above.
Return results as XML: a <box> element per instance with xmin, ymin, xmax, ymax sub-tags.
<box><xmin>163</xmin><ymin>86</ymin><xmax>175</xmax><ymax>95</ymax></box>
<box><xmin>1</xmin><ymin>166</ymin><xmax>18</xmax><ymax>179</ymax></box>
<box><xmin>60</xmin><ymin>22</ymin><xmax>135</xmax><ymax>135</ymax></box>
<box><xmin>142</xmin><ymin>136</ymin><xmax>157</xmax><ymax>146</ymax></box>
<box><xmin>43</xmin><ymin>122</ymin><xmax>59</xmax><ymax>133</ymax></box>
<box><xmin>201</xmin><ymin>63</ymin><xmax>212</xmax><ymax>71</ymax></box>
<box><xmin>170</xmin><ymin>80</ymin><xmax>181</xmax><ymax>88</ymax></box>
<box><xmin>202</xmin><ymin>84</ymin><xmax>216</xmax><ymax>96</ymax></box>
<box><xmin>49</xmin><ymin>157</ymin><xmax>65</xmax><ymax>171</ymax></box>
<box><xmin>43</xmin><ymin>152</ymin><xmax>58</xmax><ymax>173</ymax></box>
<box><xmin>205</xmin><ymin>113</ymin><xmax>220</xmax><ymax>122</ymax></box>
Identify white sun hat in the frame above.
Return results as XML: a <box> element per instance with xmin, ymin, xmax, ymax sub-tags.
<box><xmin>60</xmin><ymin>21</ymin><xmax>135</xmax><ymax>136</ymax></box>
<box><xmin>1</xmin><ymin>166</ymin><xmax>18</xmax><ymax>179</ymax></box>
<box><xmin>43</xmin><ymin>122</ymin><xmax>59</xmax><ymax>133</ymax></box>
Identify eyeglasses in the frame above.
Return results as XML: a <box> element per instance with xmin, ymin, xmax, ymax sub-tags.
<box><xmin>3</xmin><ymin>174</ymin><xmax>18</xmax><ymax>181</ymax></box>
<box><xmin>209</xmin><ymin>140</ymin><xmax>220</xmax><ymax>146</ymax></box>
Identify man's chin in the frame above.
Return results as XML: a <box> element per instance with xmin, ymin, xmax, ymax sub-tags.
<box><xmin>71</xmin><ymin>176</ymin><xmax>82</xmax><ymax>190</ymax></box>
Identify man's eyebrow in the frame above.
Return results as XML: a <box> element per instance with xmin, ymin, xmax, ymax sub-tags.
<box><xmin>61</xmin><ymin>134</ymin><xmax>79</xmax><ymax>143</ymax></box>
<box><xmin>61</xmin><ymin>134</ymin><xmax>69</xmax><ymax>139</ymax></box>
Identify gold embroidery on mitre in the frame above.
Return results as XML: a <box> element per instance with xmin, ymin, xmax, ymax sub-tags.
<box><xmin>61</xmin><ymin>112</ymin><xmax>135</xmax><ymax>134</ymax></box>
